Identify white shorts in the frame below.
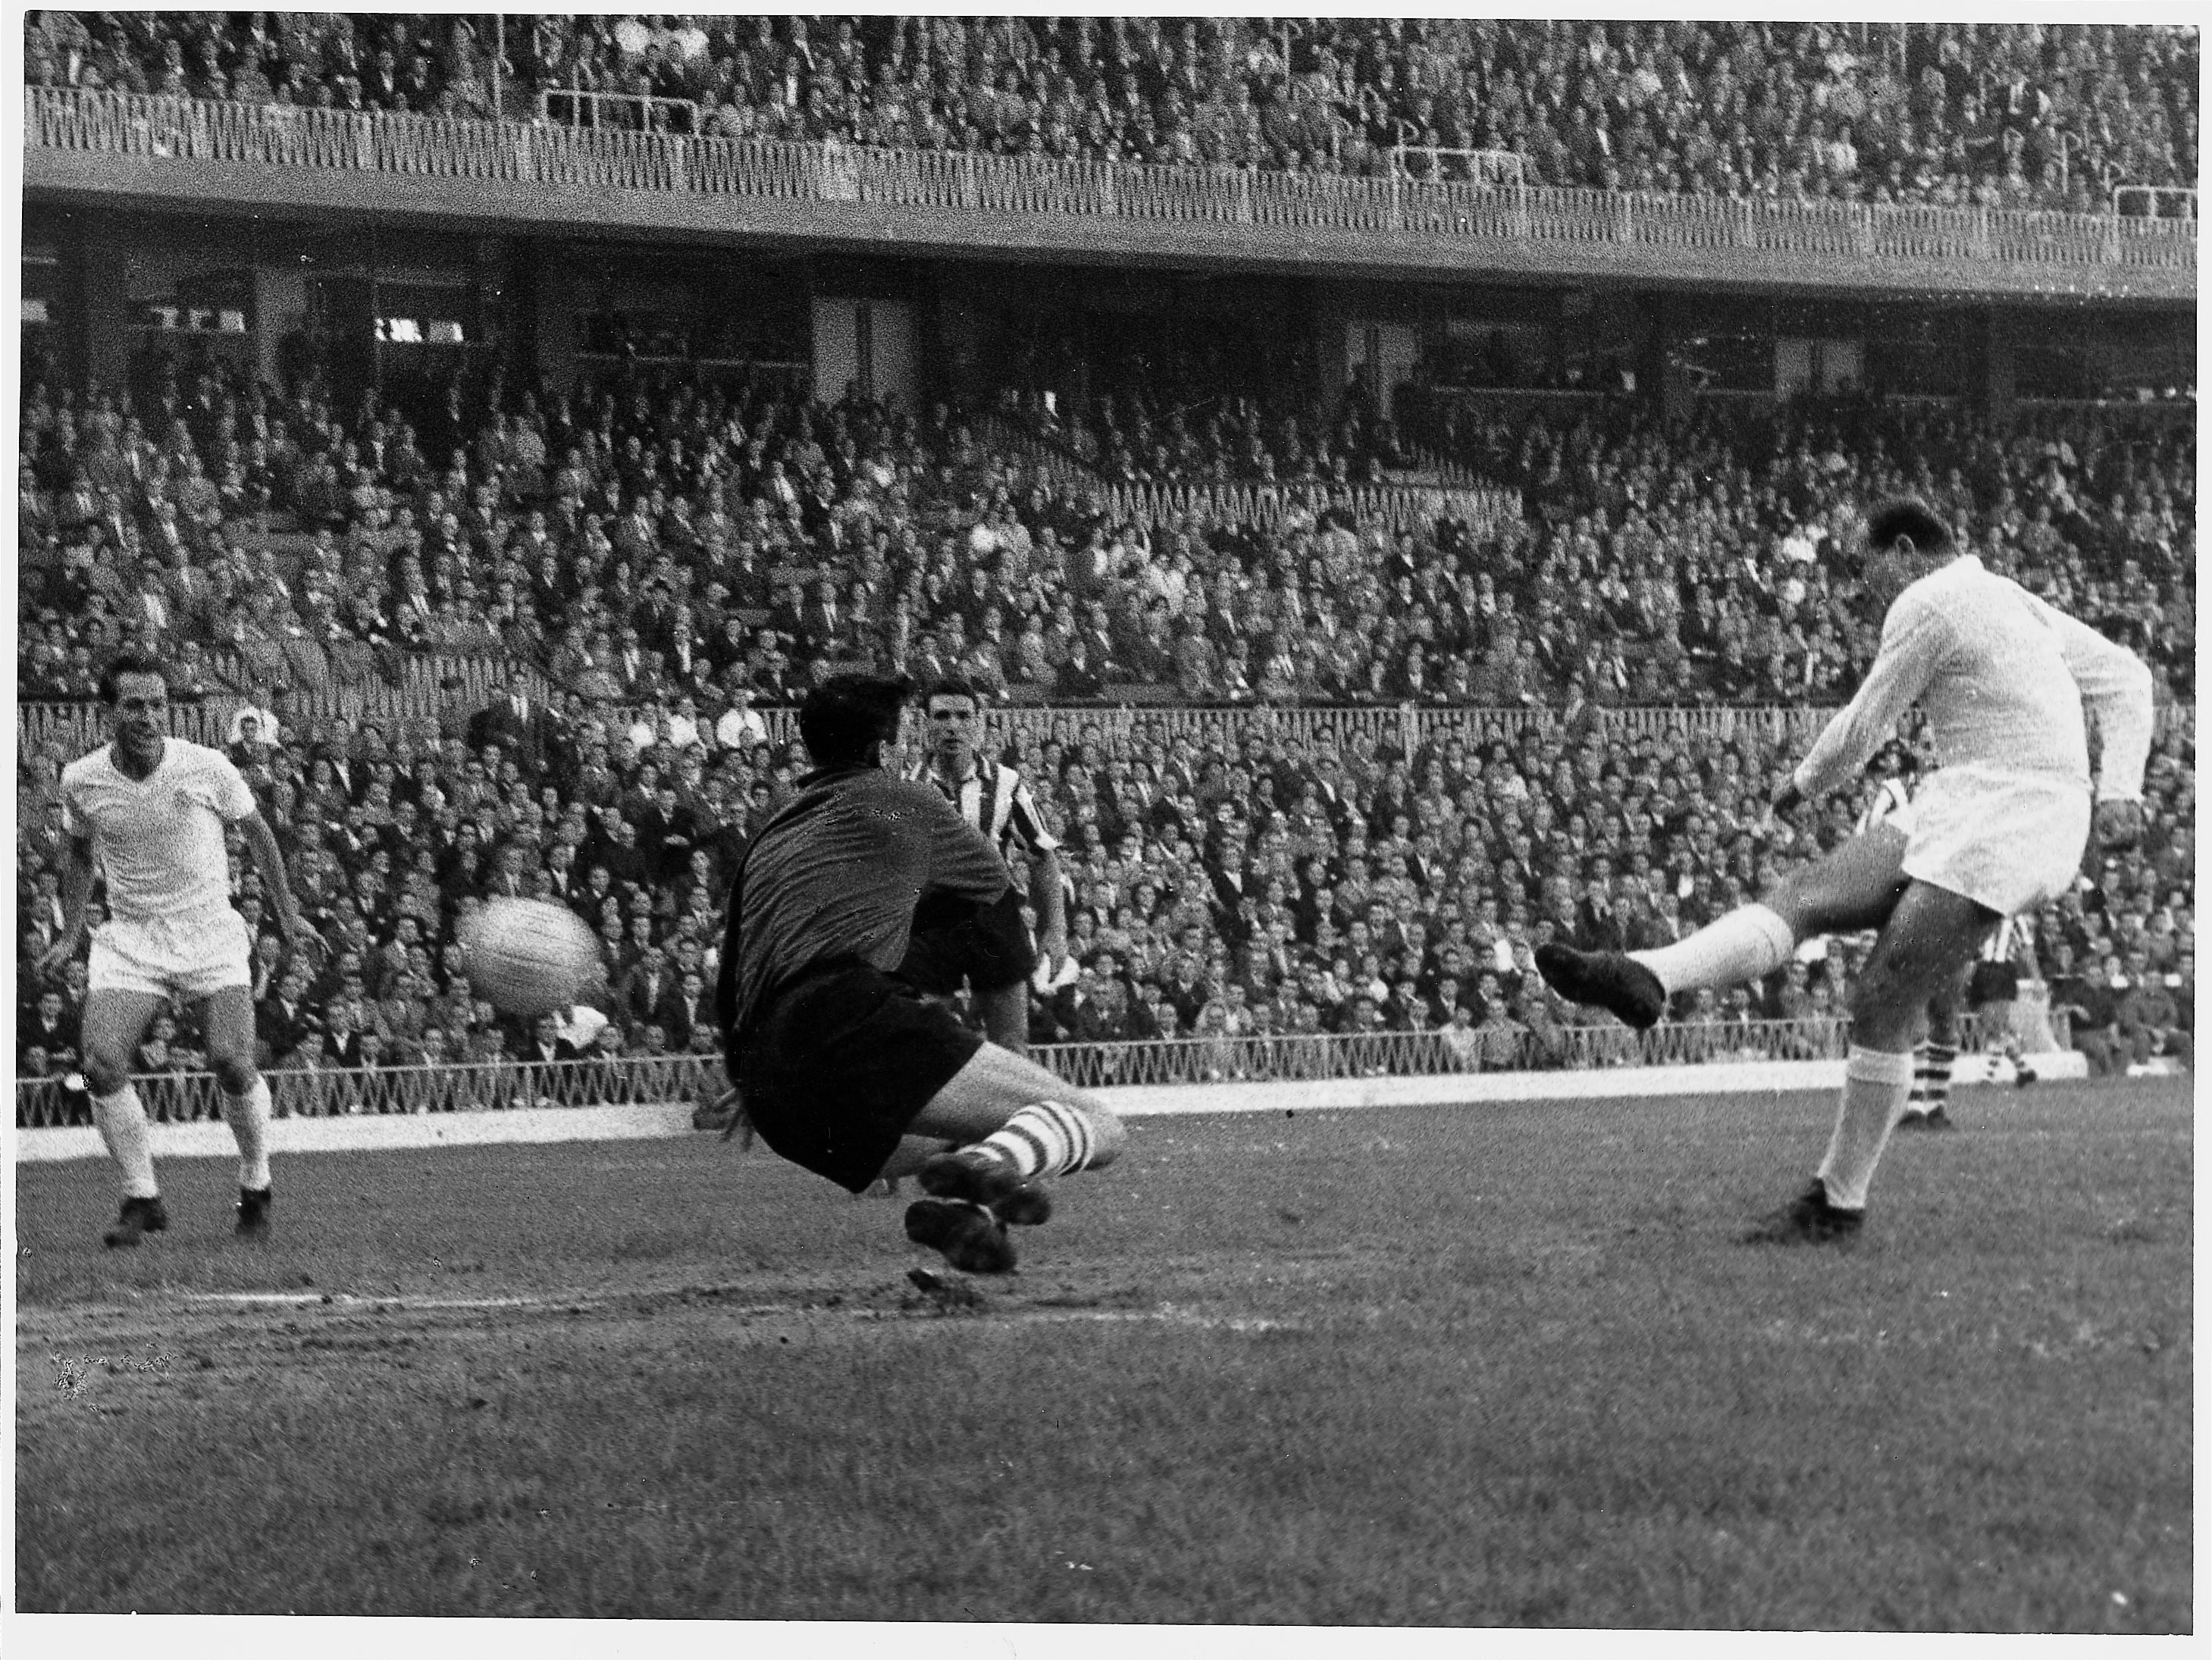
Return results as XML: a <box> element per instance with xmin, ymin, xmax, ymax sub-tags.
<box><xmin>88</xmin><ymin>907</ymin><xmax>252</xmax><ymax>1001</ymax></box>
<box><xmin>1900</xmin><ymin>766</ymin><xmax>2091</xmax><ymax>919</ymax></box>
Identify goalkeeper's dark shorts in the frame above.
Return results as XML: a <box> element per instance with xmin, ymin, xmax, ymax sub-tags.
<box><xmin>1966</xmin><ymin>960</ymin><xmax>2020</xmax><ymax>1008</ymax></box>
<box><xmin>897</xmin><ymin>885</ymin><xmax>1036</xmax><ymax>996</ymax></box>
<box><xmin>732</xmin><ymin>957</ymin><xmax>985</xmax><ymax>1192</ymax></box>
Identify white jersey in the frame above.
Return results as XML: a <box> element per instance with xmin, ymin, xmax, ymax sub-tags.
<box><xmin>60</xmin><ymin>738</ymin><xmax>255</xmax><ymax>922</ymax></box>
<box><xmin>1853</xmin><ymin>777</ymin><xmax>1916</xmax><ymax>835</ymax></box>
<box><xmin>1795</xmin><ymin>556</ymin><xmax>2154</xmax><ymax>805</ymax></box>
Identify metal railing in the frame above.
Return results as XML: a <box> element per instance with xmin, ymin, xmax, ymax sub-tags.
<box><xmin>536</xmin><ymin>87</ymin><xmax>698</xmax><ymax>135</ymax></box>
<box><xmin>1037</xmin><ymin>1019</ymin><xmax>1844</xmax><ymax>1087</ymax></box>
<box><xmin>25</xmin><ymin>89</ymin><xmax>2193</xmax><ymax>281</ymax></box>
<box><xmin>14</xmin><ymin>653</ymin><xmax>540</xmax><ymax>756</ymax></box>
<box><xmin>1095</xmin><ymin>477</ymin><xmax>1515</xmax><ymax>539</ymax></box>
<box><xmin>14</xmin><ymin>1054</ymin><xmax>728</xmax><ymax>1129</ymax></box>
<box><xmin>21</xmin><ymin>690</ymin><xmax>2190</xmax><ymax>767</ymax></box>
<box><xmin>1390</xmin><ymin>145</ymin><xmax>1525</xmax><ymax>186</ymax></box>
<box><xmin>2112</xmin><ymin>185</ymin><xmax>2198</xmax><ymax>220</ymax></box>
<box><xmin>17</xmin><ymin>1011</ymin><xmax>2063</xmax><ymax>1129</ymax></box>
<box><xmin>969</xmin><ymin>412</ymin><xmax>1512</xmax><ymax>532</ymax></box>
<box><xmin>555</xmin><ymin>699</ymin><xmax>1857</xmax><ymax>760</ymax></box>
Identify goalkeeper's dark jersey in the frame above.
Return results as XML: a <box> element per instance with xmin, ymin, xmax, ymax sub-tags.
<box><xmin>716</xmin><ymin>765</ymin><xmax>1010</xmax><ymax>1045</ymax></box>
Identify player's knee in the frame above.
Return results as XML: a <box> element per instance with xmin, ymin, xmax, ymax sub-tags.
<box><xmin>1759</xmin><ymin>871</ymin><xmax>1822</xmax><ymax>937</ymax></box>
<box><xmin>209</xmin><ymin>1051</ymin><xmax>257</xmax><ymax>1095</ymax></box>
<box><xmin>81</xmin><ymin>1053</ymin><xmax>129</xmax><ymax>1098</ymax></box>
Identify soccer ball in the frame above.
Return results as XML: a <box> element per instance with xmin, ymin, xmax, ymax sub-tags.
<box><xmin>459</xmin><ymin>898</ymin><xmax>605</xmax><ymax>1017</ymax></box>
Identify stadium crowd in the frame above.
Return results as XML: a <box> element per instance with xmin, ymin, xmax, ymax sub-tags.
<box><xmin>13</xmin><ymin>397</ymin><xmax>2194</xmax><ymax>1109</ymax></box>
<box><xmin>17</xmin><ymin>343</ymin><xmax>2195</xmax><ymax>720</ymax></box>
<box><xmin>12</xmin><ymin>330</ymin><xmax>2198</xmax><ymax>1111</ymax></box>
<box><xmin>17</xmin><ymin>665</ymin><xmax>2196</xmax><ymax>1113</ymax></box>
<box><xmin>23</xmin><ymin>14</ymin><xmax>2200</xmax><ymax>214</ymax></box>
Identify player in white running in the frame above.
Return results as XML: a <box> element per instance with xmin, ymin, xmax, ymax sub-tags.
<box><xmin>36</xmin><ymin>651</ymin><xmax>324</xmax><ymax>1246</ymax></box>
<box><xmin>1538</xmin><ymin>500</ymin><xmax>2152</xmax><ymax>1242</ymax></box>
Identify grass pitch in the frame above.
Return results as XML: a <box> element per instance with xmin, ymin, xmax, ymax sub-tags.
<box><xmin>14</xmin><ymin>1076</ymin><xmax>2192</xmax><ymax>1628</ymax></box>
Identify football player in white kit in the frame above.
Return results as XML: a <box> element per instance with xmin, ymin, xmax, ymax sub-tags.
<box><xmin>36</xmin><ymin>651</ymin><xmax>324</xmax><ymax>1246</ymax></box>
<box><xmin>1846</xmin><ymin>749</ymin><xmax>1970</xmax><ymax>1130</ymax></box>
<box><xmin>1538</xmin><ymin>500</ymin><xmax>2152</xmax><ymax>1242</ymax></box>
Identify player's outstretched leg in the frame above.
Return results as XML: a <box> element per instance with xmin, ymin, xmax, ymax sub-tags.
<box><xmin>1747</xmin><ymin>882</ymin><xmax>1997</xmax><ymax>1245</ymax></box>
<box><xmin>1532</xmin><ymin>941</ymin><xmax>1671</xmax><ymax>1029</ymax></box>
<box><xmin>1542</xmin><ymin>825</ymin><xmax>1911</xmax><ymax>1027</ymax></box>
<box><xmin>886</xmin><ymin>1044</ymin><xmax>1124</xmax><ymax>1274</ymax></box>
<box><xmin>205</xmin><ymin>986</ymin><xmax>274</xmax><ymax>1239</ymax></box>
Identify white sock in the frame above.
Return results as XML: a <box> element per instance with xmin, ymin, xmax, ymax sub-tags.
<box><xmin>1629</xmin><ymin>903</ymin><xmax>1795</xmax><ymax>998</ymax></box>
<box><xmin>1816</xmin><ymin>1046</ymin><xmax>1915</xmax><ymax>1211</ymax></box>
<box><xmin>93</xmin><ymin>1084</ymin><xmax>161</xmax><ymax>1199</ymax></box>
<box><xmin>974</xmin><ymin>1101</ymin><xmax>1099</xmax><ymax>1180</ymax></box>
<box><xmin>223</xmin><ymin>1075</ymin><xmax>274</xmax><ymax>1192</ymax></box>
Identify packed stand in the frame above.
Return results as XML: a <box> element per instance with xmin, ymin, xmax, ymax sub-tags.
<box><xmin>26</xmin><ymin>11</ymin><xmax>516</xmax><ymax>118</ymax></box>
<box><xmin>27</xmin><ymin>15</ymin><xmax>2199</xmax><ymax>214</ymax></box>
<box><xmin>15</xmin><ymin>332</ymin><xmax>2198</xmax><ymax>1110</ymax></box>
<box><xmin>986</xmin><ymin>324</ymin><xmax>1421</xmax><ymax>487</ymax></box>
<box><xmin>1406</xmin><ymin>390</ymin><xmax>2197</xmax><ymax>706</ymax></box>
<box><xmin>20</xmin><ymin>344</ymin><xmax>2195</xmax><ymax>724</ymax></box>
<box><xmin>16</xmin><ymin>686</ymin><xmax>2195</xmax><ymax>1117</ymax></box>
<box><xmin>995</xmin><ymin>715</ymin><xmax>2192</xmax><ymax>1079</ymax></box>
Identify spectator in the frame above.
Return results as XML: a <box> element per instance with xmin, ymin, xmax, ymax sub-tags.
<box><xmin>2113</xmin><ymin>949</ymin><xmax>2183</xmax><ymax>1068</ymax></box>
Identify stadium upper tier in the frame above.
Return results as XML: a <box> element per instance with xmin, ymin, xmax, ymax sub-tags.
<box><xmin>23</xmin><ymin>23</ymin><xmax>2195</xmax><ymax>299</ymax></box>
<box><xmin>27</xmin><ymin>16</ymin><xmax>2197</xmax><ymax>213</ymax></box>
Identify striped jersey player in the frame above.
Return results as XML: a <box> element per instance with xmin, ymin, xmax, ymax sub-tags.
<box><xmin>898</xmin><ymin>676</ymin><xmax>1070</xmax><ymax>1053</ymax></box>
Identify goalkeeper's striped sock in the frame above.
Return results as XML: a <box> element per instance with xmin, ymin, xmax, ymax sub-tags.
<box><xmin>974</xmin><ymin>1101</ymin><xmax>1101</xmax><ymax>1180</ymax></box>
<box><xmin>1906</xmin><ymin>1040</ymin><xmax>1957</xmax><ymax>1116</ymax></box>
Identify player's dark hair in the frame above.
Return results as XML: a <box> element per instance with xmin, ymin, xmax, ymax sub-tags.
<box><xmin>798</xmin><ymin>674</ymin><xmax>913</xmax><ymax>769</ymax></box>
<box><xmin>1864</xmin><ymin>498</ymin><xmax>1953</xmax><ymax>559</ymax></box>
<box><xmin>98</xmin><ymin>649</ymin><xmax>168</xmax><ymax>703</ymax></box>
<box><xmin>923</xmin><ymin>675</ymin><xmax>981</xmax><ymax>709</ymax></box>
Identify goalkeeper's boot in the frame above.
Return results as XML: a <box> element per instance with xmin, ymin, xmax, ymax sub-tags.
<box><xmin>1534</xmin><ymin>944</ymin><xmax>1666</xmax><ymax>1030</ymax></box>
<box><xmin>904</xmin><ymin>1198</ymin><xmax>1018</xmax><ymax>1275</ymax></box>
<box><xmin>236</xmin><ymin>1185</ymin><xmax>274</xmax><ymax>1240</ymax></box>
<box><xmin>920</xmin><ymin>1147</ymin><xmax>1054</xmax><ymax>1226</ymax></box>
<box><xmin>1740</xmin><ymin>1178</ymin><xmax>1864</xmax><ymax>1246</ymax></box>
<box><xmin>102</xmin><ymin>1195</ymin><xmax>170</xmax><ymax>1249</ymax></box>
<box><xmin>1893</xmin><ymin>1105</ymin><xmax>1953</xmax><ymax>1132</ymax></box>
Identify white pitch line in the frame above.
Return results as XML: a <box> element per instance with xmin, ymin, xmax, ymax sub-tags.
<box><xmin>182</xmin><ymin>1292</ymin><xmax>538</xmax><ymax>1311</ymax></box>
<box><xmin>1023</xmin><ymin>1308</ymin><xmax>1297</xmax><ymax>1333</ymax></box>
<box><xmin>177</xmin><ymin>1287</ymin><xmax>1299</xmax><ymax>1331</ymax></box>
